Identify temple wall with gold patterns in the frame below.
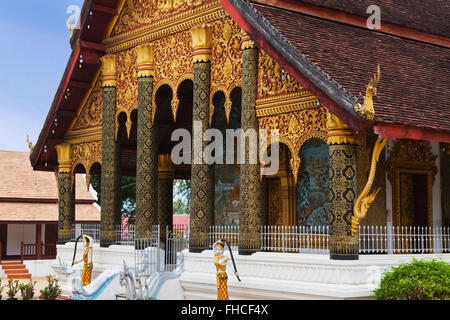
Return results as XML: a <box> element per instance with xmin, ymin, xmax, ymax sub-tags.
<box><xmin>63</xmin><ymin>0</ymin><xmax>387</xmax><ymax>226</ymax></box>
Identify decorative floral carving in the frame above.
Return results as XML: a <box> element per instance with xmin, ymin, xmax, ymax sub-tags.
<box><xmin>71</xmin><ymin>141</ymin><xmax>102</xmax><ymax>190</ymax></box>
<box><xmin>210</xmin><ymin>17</ymin><xmax>243</xmax><ymax>123</ymax></box>
<box><xmin>112</xmin><ymin>0</ymin><xmax>213</xmax><ymax>35</ymax></box>
<box><xmin>116</xmin><ymin>49</ymin><xmax>138</xmax><ymax>136</ymax></box>
<box><xmin>154</xmin><ymin>30</ymin><xmax>193</xmax><ymax>121</ymax></box>
<box><xmin>259</xmin><ymin>106</ymin><xmax>328</xmax><ymax>183</ymax></box>
<box><xmin>258</xmin><ymin>50</ymin><xmax>304</xmax><ymax>98</ymax></box>
<box><xmin>71</xmin><ymin>141</ymin><xmax>102</xmax><ymax>171</ymax></box>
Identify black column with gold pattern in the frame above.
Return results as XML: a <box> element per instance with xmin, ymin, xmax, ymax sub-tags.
<box><xmin>55</xmin><ymin>143</ymin><xmax>75</xmax><ymax>244</ymax></box>
<box><xmin>239</xmin><ymin>34</ymin><xmax>265</xmax><ymax>255</ymax></box>
<box><xmin>100</xmin><ymin>55</ymin><xmax>122</xmax><ymax>247</ymax></box>
<box><xmin>189</xmin><ymin>26</ymin><xmax>215</xmax><ymax>252</ymax></box>
<box><xmin>136</xmin><ymin>44</ymin><xmax>158</xmax><ymax>239</ymax></box>
<box><xmin>327</xmin><ymin>112</ymin><xmax>359</xmax><ymax>260</ymax></box>
<box><xmin>158</xmin><ymin>154</ymin><xmax>174</xmax><ymax>242</ymax></box>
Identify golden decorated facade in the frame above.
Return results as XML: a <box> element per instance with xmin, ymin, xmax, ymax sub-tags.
<box><xmin>52</xmin><ymin>0</ymin><xmax>448</xmax><ymax>259</ymax></box>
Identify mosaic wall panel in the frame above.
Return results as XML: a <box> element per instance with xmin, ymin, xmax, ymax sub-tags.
<box><xmin>296</xmin><ymin>139</ymin><xmax>330</xmax><ymax>226</ymax></box>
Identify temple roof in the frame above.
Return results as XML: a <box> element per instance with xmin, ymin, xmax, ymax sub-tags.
<box><xmin>0</xmin><ymin>150</ymin><xmax>100</xmax><ymax>222</ymax></box>
<box><xmin>294</xmin><ymin>0</ymin><xmax>450</xmax><ymax>38</ymax></box>
<box><xmin>30</xmin><ymin>0</ymin><xmax>450</xmax><ymax>171</ymax></box>
<box><xmin>222</xmin><ymin>0</ymin><xmax>450</xmax><ymax>141</ymax></box>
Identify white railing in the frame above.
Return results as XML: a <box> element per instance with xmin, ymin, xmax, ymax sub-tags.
<box><xmin>209</xmin><ymin>225</ymin><xmax>239</xmax><ymax>250</ymax></box>
<box><xmin>71</xmin><ymin>223</ymin><xmax>450</xmax><ymax>255</ymax></box>
<box><xmin>206</xmin><ymin>224</ymin><xmax>450</xmax><ymax>254</ymax></box>
<box><xmin>261</xmin><ymin>225</ymin><xmax>329</xmax><ymax>254</ymax></box>
<box><xmin>135</xmin><ymin>225</ymin><xmax>161</xmax><ymax>277</ymax></box>
<box><xmin>359</xmin><ymin>225</ymin><xmax>450</xmax><ymax>254</ymax></box>
<box><xmin>165</xmin><ymin>225</ymin><xmax>189</xmax><ymax>272</ymax></box>
<box><xmin>116</xmin><ymin>224</ymin><xmax>135</xmax><ymax>245</ymax></box>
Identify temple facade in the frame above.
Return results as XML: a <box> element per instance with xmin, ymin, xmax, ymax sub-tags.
<box><xmin>30</xmin><ymin>0</ymin><xmax>449</xmax><ymax>267</ymax></box>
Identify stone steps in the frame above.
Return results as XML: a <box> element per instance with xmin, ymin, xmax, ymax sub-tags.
<box><xmin>1</xmin><ymin>262</ymin><xmax>32</xmax><ymax>279</ymax></box>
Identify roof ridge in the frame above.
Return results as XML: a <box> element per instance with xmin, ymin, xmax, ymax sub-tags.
<box><xmin>239</xmin><ymin>0</ymin><xmax>360</xmax><ymax>116</ymax></box>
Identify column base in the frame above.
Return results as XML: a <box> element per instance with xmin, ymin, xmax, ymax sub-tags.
<box><xmin>100</xmin><ymin>241</ymin><xmax>115</xmax><ymax>248</ymax></box>
<box><xmin>330</xmin><ymin>254</ymin><xmax>359</xmax><ymax>261</ymax></box>
<box><xmin>238</xmin><ymin>249</ymin><xmax>257</xmax><ymax>256</ymax></box>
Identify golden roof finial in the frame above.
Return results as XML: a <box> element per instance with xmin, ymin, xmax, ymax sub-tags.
<box><xmin>67</xmin><ymin>16</ymin><xmax>75</xmax><ymax>39</ymax></box>
<box><xmin>26</xmin><ymin>134</ymin><xmax>34</xmax><ymax>154</ymax></box>
<box><xmin>354</xmin><ymin>64</ymin><xmax>380</xmax><ymax>120</ymax></box>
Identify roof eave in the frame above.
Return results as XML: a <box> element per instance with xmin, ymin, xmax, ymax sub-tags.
<box><xmin>222</xmin><ymin>0</ymin><xmax>371</xmax><ymax>131</ymax></box>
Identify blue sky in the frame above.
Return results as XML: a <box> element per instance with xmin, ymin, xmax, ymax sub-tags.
<box><xmin>0</xmin><ymin>0</ymin><xmax>84</xmax><ymax>152</ymax></box>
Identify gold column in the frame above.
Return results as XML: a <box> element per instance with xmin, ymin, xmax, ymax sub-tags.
<box><xmin>326</xmin><ymin>112</ymin><xmax>359</xmax><ymax>260</ymax></box>
<box><xmin>239</xmin><ymin>33</ymin><xmax>265</xmax><ymax>255</ymax></box>
<box><xmin>189</xmin><ymin>25</ymin><xmax>215</xmax><ymax>252</ymax></box>
<box><xmin>158</xmin><ymin>154</ymin><xmax>174</xmax><ymax>242</ymax></box>
<box><xmin>55</xmin><ymin>143</ymin><xmax>75</xmax><ymax>244</ymax></box>
<box><xmin>135</xmin><ymin>44</ymin><xmax>159</xmax><ymax>238</ymax></box>
<box><xmin>100</xmin><ymin>55</ymin><xmax>122</xmax><ymax>247</ymax></box>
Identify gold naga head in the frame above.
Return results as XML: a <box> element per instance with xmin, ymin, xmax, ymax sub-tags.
<box><xmin>354</xmin><ymin>64</ymin><xmax>381</xmax><ymax>120</ymax></box>
<box><xmin>366</xmin><ymin>64</ymin><xmax>381</xmax><ymax>97</ymax></box>
<box><xmin>26</xmin><ymin>134</ymin><xmax>34</xmax><ymax>154</ymax></box>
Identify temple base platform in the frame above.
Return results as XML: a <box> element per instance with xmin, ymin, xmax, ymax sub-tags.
<box><xmin>172</xmin><ymin>250</ymin><xmax>450</xmax><ymax>300</ymax></box>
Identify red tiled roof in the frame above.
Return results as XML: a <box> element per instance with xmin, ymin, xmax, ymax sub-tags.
<box><xmin>0</xmin><ymin>150</ymin><xmax>100</xmax><ymax>222</ymax></box>
<box><xmin>297</xmin><ymin>0</ymin><xmax>450</xmax><ymax>38</ymax></box>
<box><xmin>0</xmin><ymin>151</ymin><xmax>95</xmax><ymax>200</ymax></box>
<box><xmin>253</xmin><ymin>4</ymin><xmax>450</xmax><ymax>133</ymax></box>
<box><xmin>226</xmin><ymin>1</ymin><xmax>450</xmax><ymax>137</ymax></box>
<box><xmin>0</xmin><ymin>202</ymin><xmax>100</xmax><ymax>222</ymax></box>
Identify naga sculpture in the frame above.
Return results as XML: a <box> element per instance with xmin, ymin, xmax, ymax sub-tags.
<box><xmin>351</xmin><ymin>136</ymin><xmax>387</xmax><ymax>235</ymax></box>
<box><xmin>354</xmin><ymin>65</ymin><xmax>380</xmax><ymax>120</ymax></box>
<box><xmin>120</xmin><ymin>252</ymin><xmax>184</xmax><ymax>300</ymax></box>
<box><xmin>58</xmin><ymin>257</ymin><xmax>122</xmax><ymax>299</ymax></box>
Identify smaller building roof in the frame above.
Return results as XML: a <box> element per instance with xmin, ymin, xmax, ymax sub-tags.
<box><xmin>0</xmin><ymin>150</ymin><xmax>100</xmax><ymax>222</ymax></box>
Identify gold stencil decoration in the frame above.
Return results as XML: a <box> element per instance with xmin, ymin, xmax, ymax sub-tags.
<box><xmin>125</xmin><ymin>0</ymin><xmax>213</xmax><ymax>27</ymax></box>
<box><xmin>116</xmin><ymin>48</ymin><xmax>138</xmax><ymax>137</ymax></box>
<box><xmin>72</xmin><ymin>75</ymin><xmax>103</xmax><ymax>130</ymax></box>
<box><xmin>111</xmin><ymin>1</ymin><xmax>138</xmax><ymax>37</ymax></box>
<box><xmin>258</xmin><ymin>50</ymin><xmax>303</xmax><ymax>98</ymax></box>
<box><xmin>71</xmin><ymin>141</ymin><xmax>102</xmax><ymax>190</ymax></box>
<box><xmin>154</xmin><ymin>30</ymin><xmax>193</xmax><ymax>121</ymax></box>
<box><xmin>210</xmin><ymin>17</ymin><xmax>243</xmax><ymax>124</ymax></box>
<box><xmin>259</xmin><ymin>106</ymin><xmax>328</xmax><ymax>184</ymax></box>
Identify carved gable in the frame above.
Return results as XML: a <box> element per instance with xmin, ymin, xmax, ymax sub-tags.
<box><xmin>72</xmin><ymin>74</ymin><xmax>103</xmax><ymax>131</ymax></box>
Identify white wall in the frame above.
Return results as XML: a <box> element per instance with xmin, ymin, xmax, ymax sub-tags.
<box><xmin>431</xmin><ymin>141</ymin><xmax>442</xmax><ymax>226</ymax></box>
<box><xmin>6</xmin><ymin>224</ymin><xmax>36</xmax><ymax>255</ymax></box>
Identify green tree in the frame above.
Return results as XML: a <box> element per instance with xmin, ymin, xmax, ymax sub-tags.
<box><xmin>90</xmin><ymin>176</ymin><xmax>191</xmax><ymax>222</ymax></box>
<box><xmin>90</xmin><ymin>174</ymin><xmax>136</xmax><ymax>224</ymax></box>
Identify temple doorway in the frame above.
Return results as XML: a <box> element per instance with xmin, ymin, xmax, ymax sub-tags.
<box><xmin>399</xmin><ymin>173</ymin><xmax>429</xmax><ymax>227</ymax></box>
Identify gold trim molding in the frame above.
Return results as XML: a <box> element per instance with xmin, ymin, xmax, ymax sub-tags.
<box><xmin>104</xmin><ymin>1</ymin><xmax>222</xmax><ymax>54</ymax></box>
<box><xmin>55</xmin><ymin>143</ymin><xmax>72</xmax><ymax>172</ymax></box>
<box><xmin>101</xmin><ymin>55</ymin><xmax>117</xmax><ymax>87</ymax></box>
<box><xmin>326</xmin><ymin>112</ymin><xmax>358</xmax><ymax>145</ymax></box>
<box><xmin>135</xmin><ymin>43</ymin><xmax>155</xmax><ymax>77</ymax></box>
<box><xmin>191</xmin><ymin>25</ymin><xmax>212</xmax><ymax>62</ymax></box>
